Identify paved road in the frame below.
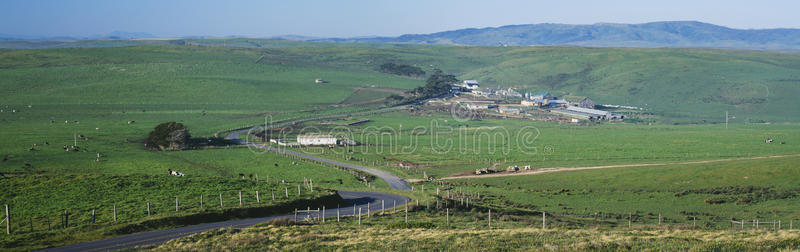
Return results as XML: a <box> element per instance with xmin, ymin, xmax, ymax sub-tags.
<box><xmin>40</xmin><ymin>191</ymin><xmax>409</xmax><ymax>252</ymax></box>
<box><xmin>41</xmin><ymin>107</ymin><xmax>412</xmax><ymax>251</ymax></box>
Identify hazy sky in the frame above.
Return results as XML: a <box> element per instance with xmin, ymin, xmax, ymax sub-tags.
<box><xmin>2</xmin><ymin>0</ymin><xmax>799</xmax><ymax>38</ymax></box>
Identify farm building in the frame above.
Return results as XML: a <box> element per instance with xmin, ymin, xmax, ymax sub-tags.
<box><xmin>553</xmin><ymin>106</ymin><xmax>625</xmax><ymax>121</ymax></box>
<box><xmin>548</xmin><ymin>99</ymin><xmax>569</xmax><ymax>108</ymax></box>
<box><xmin>521</xmin><ymin>100</ymin><xmax>536</xmax><ymax>106</ymax></box>
<box><xmin>462</xmin><ymin>101</ymin><xmax>497</xmax><ymax>110</ymax></box>
<box><xmin>498</xmin><ymin>107</ymin><xmax>521</xmax><ymax>114</ymax></box>
<box><xmin>460</xmin><ymin>80</ymin><xmax>481</xmax><ymax>90</ymax></box>
<box><xmin>530</xmin><ymin>92</ymin><xmax>553</xmax><ymax>101</ymax></box>
<box><xmin>551</xmin><ymin>109</ymin><xmax>602</xmax><ymax>120</ymax></box>
<box><xmin>297</xmin><ymin>134</ymin><xmax>337</xmax><ymax>146</ymax></box>
<box><xmin>579</xmin><ymin>97</ymin><xmax>595</xmax><ymax>109</ymax></box>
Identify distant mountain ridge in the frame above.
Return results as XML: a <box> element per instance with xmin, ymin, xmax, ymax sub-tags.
<box><xmin>0</xmin><ymin>31</ymin><xmax>157</xmax><ymax>41</ymax></box>
<box><xmin>311</xmin><ymin>21</ymin><xmax>800</xmax><ymax>51</ymax></box>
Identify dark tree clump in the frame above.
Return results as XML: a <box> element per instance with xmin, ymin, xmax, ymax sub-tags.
<box><xmin>378</xmin><ymin>63</ymin><xmax>426</xmax><ymax>77</ymax></box>
<box><xmin>146</xmin><ymin>122</ymin><xmax>190</xmax><ymax>150</ymax></box>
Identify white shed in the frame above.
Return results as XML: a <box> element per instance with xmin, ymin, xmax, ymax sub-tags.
<box><xmin>297</xmin><ymin>134</ymin><xmax>337</xmax><ymax>146</ymax></box>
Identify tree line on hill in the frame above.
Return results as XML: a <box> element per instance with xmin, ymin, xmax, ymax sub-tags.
<box><xmin>378</xmin><ymin>63</ymin><xmax>426</xmax><ymax>78</ymax></box>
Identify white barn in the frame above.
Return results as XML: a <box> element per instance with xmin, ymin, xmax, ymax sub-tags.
<box><xmin>297</xmin><ymin>134</ymin><xmax>337</xmax><ymax>146</ymax></box>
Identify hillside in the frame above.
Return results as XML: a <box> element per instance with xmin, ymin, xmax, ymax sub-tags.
<box><xmin>2</xmin><ymin>44</ymin><xmax>799</xmax><ymax>122</ymax></box>
<box><xmin>314</xmin><ymin>21</ymin><xmax>800</xmax><ymax>51</ymax></box>
<box><xmin>245</xmin><ymin>44</ymin><xmax>800</xmax><ymax>123</ymax></box>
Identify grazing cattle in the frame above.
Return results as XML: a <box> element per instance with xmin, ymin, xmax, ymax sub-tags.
<box><xmin>168</xmin><ymin>169</ymin><xmax>185</xmax><ymax>177</ymax></box>
<box><xmin>239</xmin><ymin>173</ymin><xmax>245</xmax><ymax>179</ymax></box>
<box><xmin>781</xmin><ymin>142</ymin><xmax>786</xmax><ymax>144</ymax></box>
<box><xmin>766</xmin><ymin>138</ymin><xmax>774</xmax><ymax>143</ymax></box>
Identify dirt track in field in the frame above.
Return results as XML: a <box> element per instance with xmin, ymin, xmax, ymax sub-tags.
<box><xmin>439</xmin><ymin>153</ymin><xmax>800</xmax><ymax>180</ymax></box>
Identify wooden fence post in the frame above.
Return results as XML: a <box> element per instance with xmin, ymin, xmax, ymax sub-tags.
<box><xmin>176</xmin><ymin>197</ymin><xmax>179</xmax><ymax>211</ymax></box>
<box><xmin>239</xmin><ymin>191</ymin><xmax>243</xmax><ymax>206</ymax></box>
<box><xmin>337</xmin><ymin>204</ymin><xmax>340</xmax><ymax>222</ymax></box>
<box><xmin>256</xmin><ymin>191</ymin><xmax>260</xmax><ymax>203</ymax></box>
<box><xmin>220</xmin><ymin>193</ymin><xmax>223</xmax><ymax>208</ymax></box>
<box><xmin>543</xmin><ymin>211</ymin><xmax>546</xmax><ymax>229</ymax></box>
<box><xmin>322</xmin><ymin>206</ymin><xmax>325</xmax><ymax>223</ymax></box>
<box><xmin>628</xmin><ymin>212</ymin><xmax>632</xmax><ymax>228</ymax></box>
<box><xmin>405</xmin><ymin>200</ymin><xmax>408</xmax><ymax>223</ymax></box>
<box><xmin>381</xmin><ymin>200</ymin><xmax>385</xmax><ymax>215</ymax></box>
<box><xmin>693</xmin><ymin>216</ymin><xmax>696</xmax><ymax>228</ymax></box>
<box><xmin>658</xmin><ymin>213</ymin><xmax>662</xmax><ymax>225</ymax></box>
<box><xmin>5</xmin><ymin>205</ymin><xmax>9</xmax><ymax>234</ymax></box>
<box><xmin>147</xmin><ymin>202</ymin><xmax>151</xmax><ymax>216</ymax></box>
<box><xmin>201</xmin><ymin>194</ymin><xmax>204</xmax><ymax>209</ymax></box>
<box><xmin>272</xmin><ymin>190</ymin><xmax>275</xmax><ymax>201</ymax></box>
<box><xmin>65</xmin><ymin>210</ymin><xmax>69</xmax><ymax>228</ymax></box>
<box><xmin>446</xmin><ymin>208</ymin><xmax>449</xmax><ymax>227</ymax></box>
<box><xmin>367</xmin><ymin>202</ymin><xmax>370</xmax><ymax>218</ymax></box>
<box><xmin>92</xmin><ymin>209</ymin><xmax>96</xmax><ymax>224</ymax></box>
<box><xmin>358</xmin><ymin>208</ymin><xmax>361</xmax><ymax>226</ymax></box>
<box><xmin>285</xmin><ymin>188</ymin><xmax>288</xmax><ymax>198</ymax></box>
<box><xmin>113</xmin><ymin>204</ymin><xmax>117</xmax><ymax>223</ymax></box>
<box><xmin>297</xmin><ymin>185</ymin><xmax>301</xmax><ymax>196</ymax></box>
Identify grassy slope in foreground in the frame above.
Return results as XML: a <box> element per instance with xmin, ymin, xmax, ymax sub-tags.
<box><xmin>149</xmin><ymin>223</ymin><xmax>800</xmax><ymax>251</ymax></box>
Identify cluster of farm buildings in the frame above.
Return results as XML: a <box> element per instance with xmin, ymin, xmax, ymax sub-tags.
<box><xmin>453</xmin><ymin>80</ymin><xmax>625</xmax><ymax>121</ymax></box>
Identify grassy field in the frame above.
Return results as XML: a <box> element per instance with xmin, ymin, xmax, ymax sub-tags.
<box><xmin>147</xmin><ymin>216</ymin><xmax>800</xmax><ymax>251</ymax></box>
<box><xmin>426</xmin><ymin>154</ymin><xmax>800</xmax><ymax>229</ymax></box>
<box><xmin>292</xmin><ymin>111</ymin><xmax>800</xmax><ymax>178</ymax></box>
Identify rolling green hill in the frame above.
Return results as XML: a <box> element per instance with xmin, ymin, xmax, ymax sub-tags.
<box><xmin>236</xmin><ymin>43</ymin><xmax>800</xmax><ymax>123</ymax></box>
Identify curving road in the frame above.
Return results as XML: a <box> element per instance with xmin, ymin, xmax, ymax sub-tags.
<box><xmin>41</xmin><ymin>107</ymin><xmax>412</xmax><ymax>251</ymax></box>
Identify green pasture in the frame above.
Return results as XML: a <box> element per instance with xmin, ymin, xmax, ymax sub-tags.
<box><xmin>295</xmin><ymin>111</ymin><xmax>800</xmax><ymax>178</ymax></box>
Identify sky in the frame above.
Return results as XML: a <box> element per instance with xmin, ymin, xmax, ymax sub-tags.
<box><xmin>1</xmin><ymin>0</ymin><xmax>799</xmax><ymax>38</ymax></box>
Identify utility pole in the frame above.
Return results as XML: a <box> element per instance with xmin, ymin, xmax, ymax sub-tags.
<box><xmin>726</xmin><ymin>111</ymin><xmax>729</xmax><ymax>129</ymax></box>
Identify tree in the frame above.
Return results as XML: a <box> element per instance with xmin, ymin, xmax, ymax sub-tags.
<box><xmin>414</xmin><ymin>69</ymin><xmax>458</xmax><ymax>99</ymax></box>
<box><xmin>146</xmin><ymin>122</ymin><xmax>190</xmax><ymax>150</ymax></box>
